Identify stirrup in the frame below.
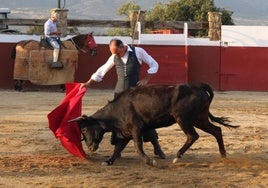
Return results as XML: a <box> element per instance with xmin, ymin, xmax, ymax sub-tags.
<box><xmin>49</xmin><ymin>61</ymin><xmax>63</xmax><ymax>69</ymax></box>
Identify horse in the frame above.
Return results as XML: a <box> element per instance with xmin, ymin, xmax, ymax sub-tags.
<box><xmin>11</xmin><ymin>32</ymin><xmax>97</xmax><ymax>91</ymax></box>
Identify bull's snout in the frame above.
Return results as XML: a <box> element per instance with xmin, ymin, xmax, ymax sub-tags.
<box><xmin>86</xmin><ymin>143</ymin><xmax>99</xmax><ymax>152</ymax></box>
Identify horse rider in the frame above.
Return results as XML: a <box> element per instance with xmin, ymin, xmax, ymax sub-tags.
<box><xmin>44</xmin><ymin>12</ymin><xmax>63</xmax><ymax>69</ymax></box>
<box><xmin>80</xmin><ymin>38</ymin><xmax>166</xmax><ymax>159</ymax></box>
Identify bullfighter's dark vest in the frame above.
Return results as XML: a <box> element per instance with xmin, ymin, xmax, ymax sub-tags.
<box><xmin>114</xmin><ymin>46</ymin><xmax>140</xmax><ymax>94</ymax></box>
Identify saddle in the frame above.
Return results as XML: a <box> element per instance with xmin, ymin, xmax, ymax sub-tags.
<box><xmin>39</xmin><ymin>35</ymin><xmax>66</xmax><ymax>69</ymax></box>
<box><xmin>39</xmin><ymin>35</ymin><xmax>66</xmax><ymax>50</ymax></box>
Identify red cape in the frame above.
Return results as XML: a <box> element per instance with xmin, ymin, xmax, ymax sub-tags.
<box><xmin>47</xmin><ymin>83</ymin><xmax>86</xmax><ymax>158</ymax></box>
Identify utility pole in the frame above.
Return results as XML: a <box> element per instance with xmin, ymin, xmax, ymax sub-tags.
<box><xmin>58</xmin><ymin>0</ymin><xmax>61</xmax><ymax>8</ymax></box>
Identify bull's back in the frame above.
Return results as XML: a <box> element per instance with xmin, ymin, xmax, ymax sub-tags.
<box><xmin>125</xmin><ymin>85</ymin><xmax>176</xmax><ymax>124</ymax></box>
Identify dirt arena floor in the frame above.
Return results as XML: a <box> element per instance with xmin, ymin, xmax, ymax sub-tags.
<box><xmin>0</xmin><ymin>88</ymin><xmax>267</xmax><ymax>188</ymax></box>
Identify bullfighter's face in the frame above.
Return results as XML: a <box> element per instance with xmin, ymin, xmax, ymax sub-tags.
<box><xmin>109</xmin><ymin>41</ymin><xmax>125</xmax><ymax>57</ymax></box>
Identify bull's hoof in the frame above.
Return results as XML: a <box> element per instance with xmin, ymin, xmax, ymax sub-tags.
<box><xmin>146</xmin><ymin>158</ymin><xmax>157</xmax><ymax>166</ymax></box>
<box><xmin>101</xmin><ymin>161</ymin><xmax>113</xmax><ymax>166</ymax></box>
<box><xmin>152</xmin><ymin>159</ymin><xmax>157</xmax><ymax>166</ymax></box>
<box><xmin>154</xmin><ymin>149</ymin><xmax>166</xmax><ymax>159</ymax></box>
<box><xmin>172</xmin><ymin>158</ymin><xmax>180</xmax><ymax>164</ymax></box>
<box><xmin>101</xmin><ymin>162</ymin><xmax>109</xmax><ymax>166</ymax></box>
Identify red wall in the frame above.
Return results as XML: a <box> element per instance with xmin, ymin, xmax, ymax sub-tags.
<box><xmin>0</xmin><ymin>43</ymin><xmax>187</xmax><ymax>90</ymax></box>
<box><xmin>139</xmin><ymin>45</ymin><xmax>187</xmax><ymax>85</ymax></box>
<box><xmin>2</xmin><ymin>42</ymin><xmax>268</xmax><ymax>91</ymax></box>
<box><xmin>0</xmin><ymin>43</ymin><xmax>16</xmax><ymax>89</ymax></box>
<box><xmin>188</xmin><ymin>45</ymin><xmax>268</xmax><ymax>91</ymax></box>
<box><xmin>188</xmin><ymin>46</ymin><xmax>220</xmax><ymax>90</ymax></box>
<box><xmin>74</xmin><ymin>45</ymin><xmax>187</xmax><ymax>88</ymax></box>
<box><xmin>220</xmin><ymin>47</ymin><xmax>268</xmax><ymax>91</ymax></box>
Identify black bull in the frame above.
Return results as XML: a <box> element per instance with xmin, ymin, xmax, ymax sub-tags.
<box><xmin>69</xmin><ymin>83</ymin><xmax>239</xmax><ymax>166</ymax></box>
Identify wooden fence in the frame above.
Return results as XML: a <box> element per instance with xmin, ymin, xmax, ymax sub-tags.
<box><xmin>0</xmin><ymin>18</ymin><xmax>208</xmax><ymax>30</ymax></box>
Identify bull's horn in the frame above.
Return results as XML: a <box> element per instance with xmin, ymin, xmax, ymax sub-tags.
<box><xmin>68</xmin><ymin>115</ymin><xmax>88</xmax><ymax>123</ymax></box>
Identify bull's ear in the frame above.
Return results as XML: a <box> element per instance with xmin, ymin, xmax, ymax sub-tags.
<box><xmin>86</xmin><ymin>116</ymin><xmax>99</xmax><ymax>125</ymax></box>
<box><xmin>68</xmin><ymin>115</ymin><xmax>88</xmax><ymax>123</ymax></box>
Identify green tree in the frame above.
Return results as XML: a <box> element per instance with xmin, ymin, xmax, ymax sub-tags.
<box><xmin>27</xmin><ymin>26</ymin><xmax>80</xmax><ymax>35</ymax></box>
<box><xmin>217</xmin><ymin>8</ymin><xmax>234</xmax><ymax>25</ymax></box>
<box><xmin>147</xmin><ymin>0</ymin><xmax>234</xmax><ymax>36</ymax></box>
<box><xmin>108</xmin><ymin>0</ymin><xmax>234</xmax><ymax>37</ymax></box>
<box><xmin>106</xmin><ymin>0</ymin><xmax>140</xmax><ymax>36</ymax></box>
<box><xmin>27</xmin><ymin>26</ymin><xmax>43</xmax><ymax>35</ymax></box>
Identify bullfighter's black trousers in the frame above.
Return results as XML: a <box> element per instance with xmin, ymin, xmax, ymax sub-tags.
<box><xmin>111</xmin><ymin>129</ymin><xmax>159</xmax><ymax>145</ymax></box>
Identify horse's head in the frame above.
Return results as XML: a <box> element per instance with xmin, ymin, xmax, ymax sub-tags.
<box><xmin>69</xmin><ymin>115</ymin><xmax>104</xmax><ymax>153</ymax></box>
<box><xmin>71</xmin><ymin>32</ymin><xmax>98</xmax><ymax>56</ymax></box>
<box><xmin>84</xmin><ymin>32</ymin><xmax>98</xmax><ymax>56</ymax></box>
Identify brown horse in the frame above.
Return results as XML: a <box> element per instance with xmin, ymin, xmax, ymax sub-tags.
<box><xmin>11</xmin><ymin>32</ymin><xmax>97</xmax><ymax>91</ymax></box>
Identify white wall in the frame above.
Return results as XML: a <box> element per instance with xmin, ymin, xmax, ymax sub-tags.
<box><xmin>221</xmin><ymin>26</ymin><xmax>268</xmax><ymax>47</ymax></box>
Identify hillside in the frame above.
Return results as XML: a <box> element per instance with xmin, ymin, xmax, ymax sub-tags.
<box><xmin>1</xmin><ymin>0</ymin><xmax>268</xmax><ymax>33</ymax></box>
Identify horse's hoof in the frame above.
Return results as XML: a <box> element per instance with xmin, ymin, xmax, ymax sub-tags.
<box><xmin>173</xmin><ymin>158</ymin><xmax>180</xmax><ymax>164</ymax></box>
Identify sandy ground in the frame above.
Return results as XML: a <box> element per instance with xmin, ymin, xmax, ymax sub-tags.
<box><xmin>0</xmin><ymin>88</ymin><xmax>267</xmax><ymax>188</ymax></box>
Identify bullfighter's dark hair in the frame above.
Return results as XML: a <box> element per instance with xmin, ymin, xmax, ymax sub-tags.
<box><xmin>110</xmin><ymin>38</ymin><xmax>123</xmax><ymax>47</ymax></box>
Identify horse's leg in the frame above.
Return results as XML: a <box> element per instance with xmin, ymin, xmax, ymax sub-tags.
<box><xmin>60</xmin><ymin>84</ymin><xmax>66</xmax><ymax>92</ymax></box>
<box><xmin>103</xmin><ymin>138</ymin><xmax>131</xmax><ymax>166</ymax></box>
<box><xmin>14</xmin><ymin>80</ymin><xmax>23</xmax><ymax>91</ymax></box>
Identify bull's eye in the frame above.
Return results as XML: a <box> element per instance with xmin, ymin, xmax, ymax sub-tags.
<box><xmin>81</xmin><ymin>128</ymin><xmax>87</xmax><ymax>133</ymax></box>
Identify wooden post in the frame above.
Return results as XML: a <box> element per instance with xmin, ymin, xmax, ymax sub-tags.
<box><xmin>129</xmin><ymin>10</ymin><xmax>146</xmax><ymax>40</ymax></box>
<box><xmin>208</xmin><ymin>12</ymin><xmax>222</xmax><ymax>41</ymax></box>
<box><xmin>51</xmin><ymin>8</ymin><xmax>68</xmax><ymax>37</ymax></box>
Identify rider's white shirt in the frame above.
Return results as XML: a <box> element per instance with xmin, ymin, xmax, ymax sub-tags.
<box><xmin>44</xmin><ymin>19</ymin><xmax>57</xmax><ymax>38</ymax></box>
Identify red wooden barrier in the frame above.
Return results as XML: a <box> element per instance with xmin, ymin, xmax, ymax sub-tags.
<box><xmin>220</xmin><ymin>47</ymin><xmax>268</xmax><ymax>91</ymax></box>
<box><xmin>1</xmin><ymin>42</ymin><xmax>268</xmax><ymax>91</ymax></box>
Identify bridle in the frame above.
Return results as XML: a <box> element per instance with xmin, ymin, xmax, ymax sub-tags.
<box><xmin>70</xmin><ymin>37</ymin><xmax>88</xmax><ymax>54</ymax></box>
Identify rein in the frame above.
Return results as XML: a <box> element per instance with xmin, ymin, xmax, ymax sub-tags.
<box><xmin>70</xmin><ymin>37</ymin><xmax>88</xmax><ymax>54</ymax></box>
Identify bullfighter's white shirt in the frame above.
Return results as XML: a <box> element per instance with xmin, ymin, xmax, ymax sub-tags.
<box><xmin>90</xmin><ymin>45</ymin><xmax>159</xmax><ymax>82</ymax></box>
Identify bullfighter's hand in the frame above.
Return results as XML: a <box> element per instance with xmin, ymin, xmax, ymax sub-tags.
<box><xmin>79</xmin><ymin>83</ymin><xmax>87</xmax><ymax>90</ymax></box>
<box><xmin>136</xmin><ymin>79</ymin><xmax>148</xmax><ymax>86</ymax></box>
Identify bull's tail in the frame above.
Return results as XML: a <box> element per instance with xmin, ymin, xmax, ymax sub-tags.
<box><xmin>199</xmin><ymin>83</ymin><xmax>239</xmax><ymax>129</ymax></box>
<box><xmin>209</xmin><ymin>112</ymin><xmax>239</xmax><ymax>129</ymax></box>
<box><xmin>200</xmin><ymin>83</ymin><xmax>214</xmax><ymax>103</ymax></box>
